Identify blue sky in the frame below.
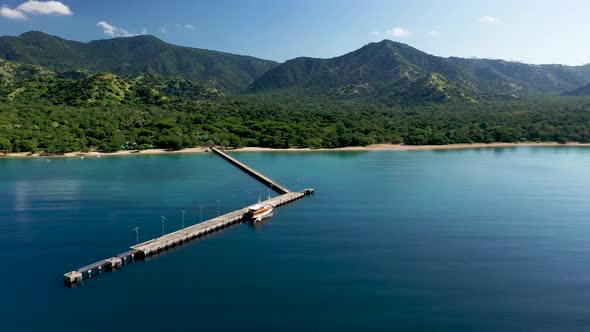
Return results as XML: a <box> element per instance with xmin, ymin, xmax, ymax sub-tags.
<box><xmin>0</xmin><ymin>0</ymin><xmax>588</xmax><ymax>65</ymax></box>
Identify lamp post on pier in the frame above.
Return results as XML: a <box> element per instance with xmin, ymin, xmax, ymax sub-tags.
<box><xmin>199</xmin><ymin>205</ymin><xmax>204</xmax><ymax>222</ymax></box>
<box><xmin>243</xmin><ymin>190</ymin><xmax>254</xmax><ymax>205</ymax></box>
<box><xmin>231</xmin><ymin>195</ymin><xmax>236</xmax><ymax>210</ymax></box>
<box><xmin>181</xmin><ymin>210</ymin><xmax>186</xmax><ymax>229</ymax></box>
<box><xmin>215</xmin><ymin>200</ymin><xmax>222</xmax><ymax>217</ymax></box>
<box><xmin>132</xmin><ymin>227</ymin><xmax>140</xmax><ymax>245</ymax></box>
<box><xmin>160</xmin><ymin>216</ymin><xmax>167</xmax><ymax>236</ymax></box>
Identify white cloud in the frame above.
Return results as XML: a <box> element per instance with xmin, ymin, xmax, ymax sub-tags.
<box><xmin>386</xmin><ymin>27</ymin><xmax>412</xmax><ymax>38</ymax></box>
<box><xmin>17</xmin><ymin>1</ymin><xmax>72</xmax><ymax>16</ymax></box>
<box><xmin>0</xmin><ymin>5</ymin><xmax>27</xmax><ymax>19</ymax></box>
<box><xmin>429</xmin><ymin>30</ymin><xmax>441</xmax><ymax>37</ymax></box>
<box><xmin>371</xmin><ymin>31</ymin><xmax>381</xmax><ymax>36</ymax></box>
<box><xmin>478</xmin><ymin>16</ymin><xmax>498</xmax><ymax>23</ymax></box>
<box><xmin>97</xmin><ymin>21</ymin><xmax>137</xmax><ymax>38</ymax></box>
<box><xmin>0</xmin><ymin>1</ymin><xmax>72</xmax><ymax>20</ymax></box>
<box><xmin>174</xmin><ymin>23</ymin><xmax>196</xmax><ymax>32</ymax></box>
<box><xmin>160</xmin><ymin>24</ymin><xmax>195</xmax><ymax>34</ymax></box>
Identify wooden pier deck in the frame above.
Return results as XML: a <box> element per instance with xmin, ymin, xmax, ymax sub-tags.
<box><xmin>63</xmin><ymin>249</ymin><xmax>140</xmax><ymax>284</ymax></box>
<box><xmin>130</xmin><ymin>190</ymin><xmax>310</xmax><ymax>256</ymax></box>
<box><xmin>63</xmin><ymin>148</ymin><xmax>314</xmax><ymax>285</ymax></box>
<box><xmin>212</xmin><ymin>148</ymin><xmax>291</xmax><ymax>194</ymax></box>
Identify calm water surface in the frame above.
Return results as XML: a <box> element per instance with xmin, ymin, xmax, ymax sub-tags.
<box><xmin>1</xmin><ymin>147</ymin><xmax>590</xmax><ymax>331</ymax></box>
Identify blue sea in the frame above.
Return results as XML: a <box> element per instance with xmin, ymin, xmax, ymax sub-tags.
<box><xmin>1</xmin><ymin>147</ymin><xmax>590</xmax><ymax>331</ymax></box>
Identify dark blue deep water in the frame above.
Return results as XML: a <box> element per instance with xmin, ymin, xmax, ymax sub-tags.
<box><xmin>1</xmin><ymin>147</ymin><xmax>590</xmax><ymax>331</ymax></box>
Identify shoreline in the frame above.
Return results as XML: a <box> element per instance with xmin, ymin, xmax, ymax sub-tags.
<box><xmin>1</xmin><ymin>142</ymin><xmax>589</xmax><ymax>159</ymax></box>
<box><xmin>231</xmin><ymin>142</ymin><xmax>590</xmax><ymax>152</ymax></box>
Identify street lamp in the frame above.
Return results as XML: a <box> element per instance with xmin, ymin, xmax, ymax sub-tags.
<box><xmin>181</xmin><ymin>210</ymin><xmax>186</xmax><ymax>229</ymax></box>
<box><xmin>132</xmin><ymin>227</ymin><xmax>140</xmax><ymax>244</ymax></box>
<box><xmin>199</xmin><ymin>205</ymin><xmax>204</xmax><ymax>222</ymax></box>
<box><xmin>243</xmin><ymin>190</ymin><xmax>253</xmax><ymax>205</ymax></box>
<box><xmin>215</xmin><ymin>200</ymin><xmax>222</xmax><ymax>216</ymax></box>
<box><xmin>231</xmin><ymin>194</ymin><xmax>236</xmax><ymax>210</ymax></box>
<box><xmin>160</xmin><ymin>216</ymin><xmax>167</xmax><ymax>236</ymax></box>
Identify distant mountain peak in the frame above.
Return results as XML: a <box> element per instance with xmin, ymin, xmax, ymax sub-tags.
<box><xmin>366</xmin><ymin>39</ymin><xmax>417</xmax><ymax>50</ymax></box>
<box><xmin>19</xmin><ymin>31</ymin><xmax>55</xmax><ymax>39</ymax></box>
<box><xmin>251</xmin><ymin>37</ymin><xmax>590</xmax><ymax>99</ymax></box>
<box><xmin>250</xmin><ymin>37</ymin><xmax>471</xmax><ymax>103</ymax></box>
<box><xmin>3</xmin><ymin>31</ymin><xmax>590</xmax><ymax>98</ymax></box>
<box><xmin>0</xmin><ymin>31</ymin><xmax>277</xmax><ymax>92</ymax></box>
<box><xmin>105</xmin><ymin>34</ymin><xmax>164</xmax><ymax>43</ymax></box>
<box><xmin>374</xmin><ymin>39</ymin><xmax>405</xmax><ymax>46</ymax></box>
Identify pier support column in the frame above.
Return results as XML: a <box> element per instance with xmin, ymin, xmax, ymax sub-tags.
<box><xmin>105</xmin><ymin>257</ymin><xmax>121</xmax><ymax>271</ymax></box>
<box><xmin>64</xmin><ymin>271</ymin><xmax>82</xmax><ymax>284</ymax></box>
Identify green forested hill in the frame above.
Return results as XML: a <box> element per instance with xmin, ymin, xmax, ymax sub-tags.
<box><xmin>448</xmin><ymin>57</ymin><xmax>590</xmax><ymax>96</ymax></box>
<box><xmin>1</xmin><ymin>33</ymin><xmax>590</xmax><ymax>155</ymax></box>
<box><xmin>250</xmin><ymin>40</ymin><xmax>475</xmax><ymax>103</ymax></box>
<box><xmin>562</xmin><ymin>83</ymin><xmax>590</xmax><ymax>96</ymax></box>
<box><xmin>251</xmin><ymin>40</ymin><xmax>590</xmax><ymax>99</ymax></box>
<box><xmin>0</xmin><ymin>31</ymin><xmax>277</xmax><ymax>92</ymax></box>
<box><xmin>3</xmin><ymin>33</ymin><xmax>590</xmax><ymax>100</ymax></box>
<box><xmin>0</xmin><ymin>59</ymin><xmax>221</xmax><ymax>106</ymax></box>
<box><xmin>1</xmin><ymin>58</ymin><xmax>590</xmax><ymax>155</ymax></box>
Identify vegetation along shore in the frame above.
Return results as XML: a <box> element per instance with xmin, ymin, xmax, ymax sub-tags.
<box><xmin>2</xmin><ymin>143</ymin><xmax>589</xmax><ymax>159</ymax></box>
<box><xmin>2</xmin><ymin>32</ymin><xmax>590</xmax><ymax>155</ymax></box>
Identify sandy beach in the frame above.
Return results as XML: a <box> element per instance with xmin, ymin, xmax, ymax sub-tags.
<box><xmin>232</xmin><ymin>142</ymin><xmax>590</xmax><ymax>152</ymax></box>
<box><xmin>0</xmin><ymin>147</ymin><xmax>208</xmax><ymax>158</ymax></box>
<box><xmin>1</xmin><ymin>142</ymin><xmax>589</xmax><ymax>158</ymax></box>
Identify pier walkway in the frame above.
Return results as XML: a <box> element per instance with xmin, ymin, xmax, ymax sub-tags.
<box><xmin>64</xmin><ymin>148</ymin><xmax>314</xmax><ymax>285</ymax></box>
<box><xmin>212</xmin><ymin>148</ymin><xmax>290</xmax><ymax>194</ymax></box>
<box><xmin>130</xmin><ymin>191</ymin><xmax>308</xmax><ymax>256</ymax></box>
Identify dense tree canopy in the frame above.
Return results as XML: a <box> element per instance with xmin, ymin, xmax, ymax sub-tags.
<box><xmin>2</xmin><ymin>33</ymin><xmax>590</xmax><ymax>155</ymax></box>
<box><xmin>1</xmin><ymin>74</ymin><xmax>590</xmax><ymax>155</ymax></box>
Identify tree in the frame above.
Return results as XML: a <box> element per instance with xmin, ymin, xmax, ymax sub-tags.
<box><xmin>14</xmin><ymin>139</ymin><xmax>38</xmax><ymax>153</ymax></box>
<box><xmin>157</xmin><ymin>135</ymin><xmax>183</xmax><ymax>150</ymax></box>
<box><xmin>0</xmin><ymin>137</ymin><xmax>12</xmax><ymax>153</ymax></box>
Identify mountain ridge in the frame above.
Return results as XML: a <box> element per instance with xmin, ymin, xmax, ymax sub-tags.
<box><xmin>0</xmin><ymin>31</ymin><xmax>278</xmax><ymax>92</ymax></box>
<box><xmin>251</xmin><ymin>39</ymin><xmax>590</xmax><ymax>99</ymax></box>
<box><xmin>2</xmin><ymin>32</ymin><xmax>590</xmax><ymax>101</ymax></box>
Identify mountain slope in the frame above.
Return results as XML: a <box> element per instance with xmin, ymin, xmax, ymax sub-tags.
<box><xmin>3</xmin><ymin>32</ymin><xmax>590</xmax><ymax>103</ymax></box>
<box><xmin>251</xmin><ymin>40</ymin><xmax>475</xmax><ymax>103</ymax></box>
<box><xmin>562</xmin><ymin>83</ymin><xmax>590</xmax><ymax>96</ymax></box>
<box><xmin>448</xmin><ymin>57</ymin><xmax>590</xmax><ymax>96</ymax></box>
<box><xmin>0</xmin><ymin>31</ymin><xmax>277</xmax><ymax>92</ymax></box>
<box><xmin>0</xmin><ymin>60</ymin><xmax>220</xmax><ymax>107</ymax></box>
<box><xmin>251</xmin><ymin>40</ymin><xmax>590</xmax><ymax>99</ymax></box>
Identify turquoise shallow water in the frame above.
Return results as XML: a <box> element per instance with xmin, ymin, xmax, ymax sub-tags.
<box><xmin>1</xmin><ymin>147</ymin><xmax>590</xmax><ymax>331</ymax></box>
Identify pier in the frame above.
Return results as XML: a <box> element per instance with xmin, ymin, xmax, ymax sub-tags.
<box><xmin>64</xmin><ymin>148</ymin><xmax>314</xmax><ymax>285</ymax></box>
<box><xmin>212</xmin><ymin>148</ymin><xmax>290</xmax><ymax>194</ymax></box>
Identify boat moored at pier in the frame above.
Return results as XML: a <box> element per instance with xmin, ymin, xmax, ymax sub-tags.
<box><xmin>247</xmin><ymin>203</ymin><xmax>274</xmax><ymax>222</ymax></box>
